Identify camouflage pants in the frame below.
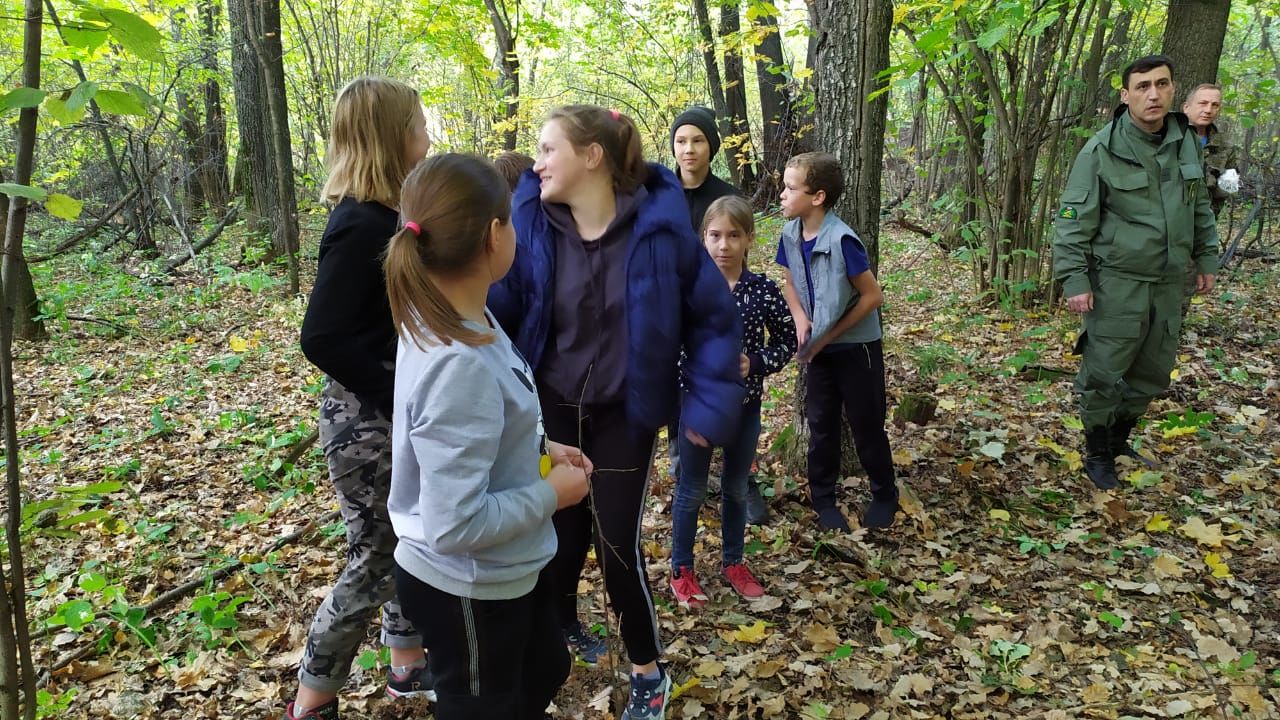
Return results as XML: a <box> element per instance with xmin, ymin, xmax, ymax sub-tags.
<box><xmin>298</xmin><ymin>378</ymin><xmax>421</xmax><ymax>693</ymax></box>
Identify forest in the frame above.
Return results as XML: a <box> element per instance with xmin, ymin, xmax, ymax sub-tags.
<box><xmin>0</xmin><ymin>0</ymin><xmax>1277</xmax><ymax>717</ymax></box>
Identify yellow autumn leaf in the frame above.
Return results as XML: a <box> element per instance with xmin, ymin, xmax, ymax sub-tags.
<box><xmin>229</xmin><ymin>335</ymin><xmax>249</xmax><ymax>353</ymax></box>
<box><xmin>1204</xmin><ymin>552</ymin><xmax>1232</xmax><ymax>578</ymax></box>
<box><xmin>732</xmin><ymin>620</ymin><xmax>769</xmax><ymax>644</ymax></box>
<box><xmin>1145</xmin><ymin>513</ymin><xmax>1171</xmax><ymax>532</ymax></box>
<box><xmin>539</xmin><ymin>454</ymin><xmax>552</xmax><ymax>478</ymax></box>
<box><xmin>989</xmin><ymin>509</ymin><xmax>1010</xmax><ymax>522</ymax></box>
<box><xmin>1180</xmin><ymin>517</ymin><xmax>1226</xmax><ymax>547</ymax></box>
<box><xmin>1162</xmin><ymin>424</ymin><xmax>1198</xmax><ymax>439</ymax></box>
<box><xmin>669</xmin><ymin>675</ymin><xmax>700</xmax><ymax>700</ymax></box>
<box><xmin>1169</xmin><ymin>367</ymin><xmax>1180</xmax><ymax>381</ymax></box>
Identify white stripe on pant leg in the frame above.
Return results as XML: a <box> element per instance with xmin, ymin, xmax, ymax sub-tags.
<box><xmin>461</xmin><ymin>598</ymin><xmax>480</xmax><ymax>696</ymax></box>
<box><xmin>630</xmin><ymin>435</ymin><xmax>664</xmax><ymax>658</ymax></box>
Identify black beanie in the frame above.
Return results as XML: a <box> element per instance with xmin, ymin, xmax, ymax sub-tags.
<box><xmin>670</xmin><ymin>106</ymin><xmax>721</xmax><ymax>159</ymax></box>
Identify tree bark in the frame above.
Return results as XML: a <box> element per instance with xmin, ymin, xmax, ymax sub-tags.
<box><xmin>247</xmin><ymin>0</ymin><xmax>301</xmax><ymax>293</ymax></box>
<box><xmin>0</xmin><ymin>2</ymin><xmax>44</xmax><ymax>715</ymax></box>
<box><xmin>199</xmin><ymin>0</ymin><xmax>231</xmax><ymax>209</ymax></box>
<box><xmin>691</xmin><ymin>0</ymin><xmax>728</xmax><ymax>131</ymax></box>
<box><xmin>719</xmin><ymin>0</ymin><xmax>756</xmax><ymax>191</ymax></box>
<box><xmin>1161</xmin><ymin>0</ymin><xmax>1232</xmax><ymax>105</ymax></box>
<box><xmin>751</xmin><ymin>7</ymin><xmax>792</xmax><ymax>204</ymax></box>
<box><xmin>227</xmin><ymin>0</ymin><xmax>277</xmax><ymax>235</ymax></box>
<box><xmin>483</xmin><ymin>0</ymin><xmax>520</xmax><ymax>151</ymax></box>
<box><xmin>3</xmin><ymin>3</ymin><xmax>47</xmax><ymax>344</ymax></box>
<box><xmin>811</xmin><ymin>0</ymin><xmax>893</xmax><ymax>271</ymax></box>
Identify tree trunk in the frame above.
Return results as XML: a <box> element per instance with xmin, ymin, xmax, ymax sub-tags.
<box><xmin>227</xmin><ymin>0</ymin><xmax>276</xmax><ymax>235</ymax></box>
<box><xmin>3</xmin><ymin>4</ymin><xmax>47</xmax><ymax>344</ymax></box>
<box><xmin>811</xmin><ymin>0</ymin><xmax>893</xmax><ymax>271</ymax></box>
<box><xmin>199</xmin><ymin>0</ymin><xmax>231</xmax><ymax>209</ymax></box>
<box><xmin>752</xmin><ymin>7</ymin><xmax>792</xmax><ymax>204</ymax></box>
<box><xmin>690</xmin><ymin>0</ymin><xmax>728</xmax><ymax>133</ymax></box>
<box><xmin>0</xmin><ymin>3</ymin><xmax>44</xmax><ymax>717</ymax></box>
<box><xmin>719</xmin><ymin>0</ymin><xmax>756</xmax><ymax>192</ymax></box>
<box><xmin>483</xmin><ymin>0</ymin><xmax>519</xmax><ymax>151</ymax></box>
<box><xmin>1161</xmin><ymin>0</ymin><xmax>1232</xmax><ymax>105</ymax></box>
<box><xmin>248</xmin><ymin>0</ymin><xmax>301</xmax><ymax>293</ymax></box>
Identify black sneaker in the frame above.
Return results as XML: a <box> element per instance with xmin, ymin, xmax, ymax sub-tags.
<box><xmin>386</xmin><ymin>663</ymin><xmax>436</xmax><ymax>701</ymax></box>
<box><xmin>862</xmin><ymin>498</ymin><xmax>898</xmax><ymax>529</ymax></box>
<box><xmin>816</xmin><ymin>506</ymin><xmax>851</xmax><ymax>532</ymax></box>
<box><xmin>284</xmin><ymin>700</ymin><xmax>339</xmax><ymax>720</ymax></box>
<box><xmin>564</xmin><ymin>620</ymin><xmax>607</xmax><ymax>665</ymax></box>
<box><xmin>745</xmin><ymin>481</ymin><xmax>771</xmax><ymax>525</ymax></box>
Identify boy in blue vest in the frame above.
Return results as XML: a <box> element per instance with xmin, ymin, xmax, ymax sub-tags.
<box><xmin>775</xmin><ymin>152</ymin><xmax>899</xmax><ymax>531</ymax></box>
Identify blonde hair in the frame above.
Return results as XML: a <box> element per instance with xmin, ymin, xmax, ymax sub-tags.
<box><xmin>701</xmin><ymin>195</ymin><xmax>755</xmax><ymax>238</ymax></box>
<box><xmin>385</xmin><ymin>154</ymin><xmax>511</xmax><ymax>349</ymax></box>
<box><xmin>321</xmin><ymin>77</ymin><xmax>422</xmax><ymax>207</ymax></box>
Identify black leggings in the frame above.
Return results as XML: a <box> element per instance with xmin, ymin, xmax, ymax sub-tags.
<box><xmin>541</xmin><ymin>395</ymin><xmax>662</xmax><ymax>665</ymax></box>
<box><xmin>394</xmin><ymin>566</ymin><xmax>568</xmax><ymax>720</ymax></box>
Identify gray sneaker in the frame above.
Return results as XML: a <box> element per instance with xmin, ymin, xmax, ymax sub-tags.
<box><xmin>621</xmin><ymin>670</ymin><xmax>671</xmax><ymax>720</ymax></box>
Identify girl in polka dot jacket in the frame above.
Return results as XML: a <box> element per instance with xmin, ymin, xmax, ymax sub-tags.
<box><xmin>670</xmin><ymin>196</ymin><xmax>796</xmax><ymax>608</ymax></box>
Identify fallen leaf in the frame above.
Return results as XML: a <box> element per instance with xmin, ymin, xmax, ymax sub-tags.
<box><xmin>732</xmin><ymin>620</ymin><xmax>769</xmax><ymax>644</ymax></box>
<box><xmin>1203</xmin><ymin>552</ymin><xmax>1232</xmax><ymax>578</ymax></box>
<box><xmin>1082</xmin><ymin>682</ymin><xmax>1110</xmax><ymax>703</ymax></box>
<box><xmin>1145</xmin><ymin>513</ymin><xmax>1171</xmax><ymax>532</ymax></box>
<box><xmin>1180</xmin><ymin>517</ymin><xmax>1226</xmax><ymax>547</ymax></box>
<box><xmin>1165</xmin><ymin>698</ymin><xmax>1194</xmax><ymax>716</ymax></box>
<box><xmin>805</xmin><ymin>624</ymin><xmax>842</xmax><ymax>652</ymax></box>
<box><xmin>1153</xmin><ymin>552</ymin><xmax>1185</xmax><ymax>578</ymax></box>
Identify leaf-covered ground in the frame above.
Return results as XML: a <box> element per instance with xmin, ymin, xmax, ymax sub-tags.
<box><xmin>18</xmin><ymin>215</ymin><xmax>1279</xmax><ymax>719</ymax></box>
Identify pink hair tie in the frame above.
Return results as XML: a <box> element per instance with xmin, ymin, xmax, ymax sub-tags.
<box><xmin>610</xmin><ymin>109</ymin><xmax>620</xmax><ymax>120</ymax></box>
<box><xmin>404</xmin><ymin>221</ymin><xmax>421</xmax><ymax>236</ymax></box>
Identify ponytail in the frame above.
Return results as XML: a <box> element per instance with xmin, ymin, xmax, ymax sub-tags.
<box><xmin>383</xmin><ymin>153</ymin><xmax>512</xmax><ymax>349</ymax></box>
<box><xmin>385</xmin><ymin>227</ymin><xmax>492</xmax><ymax>349</ymax></box>
<box><xmin>547</xmin><ymin>105</ymin><xmax>649</xmax><ymax>193</ymax></box>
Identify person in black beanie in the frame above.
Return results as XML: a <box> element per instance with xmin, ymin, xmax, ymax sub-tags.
<box><xmin>668</xmin><ymin>106</ymin><xmax>770</xmax><ymax>525</ymax></box>
<box><xmin>671</xmin><ymin>106</ymin><xmax>740</xmax><ymax>232</ymax></box>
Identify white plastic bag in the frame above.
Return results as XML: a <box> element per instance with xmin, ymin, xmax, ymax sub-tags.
<box><xmin>1219</xmin><ymin>168</ymin><xmax>1241</xmax><ymax>194</ymax></box>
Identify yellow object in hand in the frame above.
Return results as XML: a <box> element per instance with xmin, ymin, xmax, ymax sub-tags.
<box><xmin>539</xmin><ymin>454</ymin><xmax>552</xmax><ymax>478</ymax></box>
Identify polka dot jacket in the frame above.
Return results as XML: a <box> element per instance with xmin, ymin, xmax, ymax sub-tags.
<box><xmin>678</xmin><ymin>268</ymin><xmax>797</xmax><ymax>404</ymax></box>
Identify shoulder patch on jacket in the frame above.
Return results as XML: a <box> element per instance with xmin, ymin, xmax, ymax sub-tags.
<box><xmin>1058</xmin><ymin>206</ymin><xmax>1078</xmax><ymax>220</ymax></box>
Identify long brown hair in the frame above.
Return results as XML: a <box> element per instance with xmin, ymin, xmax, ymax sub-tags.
<box><xmin>321</xmin><ymin>77</ymin><xmax>422</xmax><ymax>207</ymax></box>
<box><xmin>546</xmin><ymin>105</ymin><xmax>648</xmax><ymax>193</ymax></box>
<box><xmin>384</xmin><ymin>154</ymin><xmax>511</xmax><ymax>349</ymax></box>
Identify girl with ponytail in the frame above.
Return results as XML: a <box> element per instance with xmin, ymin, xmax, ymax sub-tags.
<box><xmin>384</xmin><ymin>153</ymin><xmax>591</xmax><ymax>719</ymax></box>
<box><xmin>489</xmin><ymin>105</ymin><xmax>745</xmax><ymax>720</ymax></box>
<box><xmin>290</xmin><ymin>76</ymin><xmax>432</xmax><ymax>720</ymax></box>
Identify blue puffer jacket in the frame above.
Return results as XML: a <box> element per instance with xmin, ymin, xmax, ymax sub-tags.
<box><xmin>488</xmin><ymin>163</ymin><xmax>745</xmax><ymax>446</ymax></box>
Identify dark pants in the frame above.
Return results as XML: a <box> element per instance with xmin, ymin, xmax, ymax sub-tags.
<box><xmin>542</xmin><ymin>394</ymin><xmax>662</xmax><ymax>665</ymax></box>
<box><xmin>806</xmin><ymin>342</ymin><xmax>897</xmax><ymax>508</ymax></box>
<box><xmin>394</xmin><ymin>565</ymin><xmax>567</xmax><ymax>720</ymax></box>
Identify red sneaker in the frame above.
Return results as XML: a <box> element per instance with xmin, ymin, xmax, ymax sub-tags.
<box><xmin>670</xmin><ymin>566</ymin><xmax>707</xmax><ymax>609</ymax></box>
<box><xmin>723</xmin><ymin>563</ymin><xmax>764</xmax><ymax>599</ymax></box>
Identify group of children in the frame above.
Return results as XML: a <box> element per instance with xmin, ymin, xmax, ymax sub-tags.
<box><xmin>286</xmin><ymin>76</ymin><xmax>899</xmax><ymax>720</ymax></box>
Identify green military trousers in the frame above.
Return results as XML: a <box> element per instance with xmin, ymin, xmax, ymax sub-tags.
<box><xmin>1075</xmin><ymin>272</ymin><xmax>1185</xmax><ymax>429</ymax></box>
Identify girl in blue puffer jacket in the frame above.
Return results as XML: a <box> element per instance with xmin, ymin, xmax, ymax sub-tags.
<box><xmin>488</xmin><ymin>105</ymin><xmax>743</xmax><ymax>720</ymax></box>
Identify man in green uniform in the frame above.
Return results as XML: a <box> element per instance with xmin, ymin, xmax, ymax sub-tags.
<box><xmin>1053</xmin><ymin>55</ymin><xmax>1219</xmax><ymax>490</ymax></box>
<box><xmin>1182</xmin><ymin>83</ymin><xmax>1240</xmax><ymax>214</ymax></box>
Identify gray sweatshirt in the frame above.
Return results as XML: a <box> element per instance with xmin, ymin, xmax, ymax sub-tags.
<box><xmin>388</xmin><ymin>311</ymin><xmax>559</xmax><ymax>600</ymax></box>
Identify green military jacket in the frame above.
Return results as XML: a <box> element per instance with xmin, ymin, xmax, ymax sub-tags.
<box><xmin>1053</xmin><ymin>107</ymin><xmax>1220</xmax><ymax>298</ymax></box>
<box><xmin>1199</xmin><ymin>123</ymin><xmax>1239</xmax><ymax>204</ymax></box>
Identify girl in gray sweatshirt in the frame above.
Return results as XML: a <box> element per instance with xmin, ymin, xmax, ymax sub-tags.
<box><xmin>383</xmin><ymin>153</ymin><xmax>591</xmax><ymax>719</ymax></box>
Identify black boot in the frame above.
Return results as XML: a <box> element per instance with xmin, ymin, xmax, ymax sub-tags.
<box><xmin>744</xmin><ymin>480</ymin><xmax>771</xmax><ymax>525</ymax></box>
<box><xmin>1110</xmin><ymin>416</ymin><xmax>1157</xmax><ymax>468</ymax></box>
<box><xmin>1083</xmin><ymin>426</ymin><xmax>1119</xmax><ymax>490</ymax></box>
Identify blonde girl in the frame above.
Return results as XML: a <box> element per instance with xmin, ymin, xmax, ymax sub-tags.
<box><xmin>288</xmin><ymin>76</ymin><xmax>433</xmax><ymax>720</ymax></box>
